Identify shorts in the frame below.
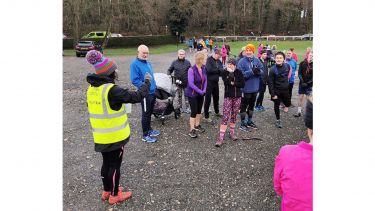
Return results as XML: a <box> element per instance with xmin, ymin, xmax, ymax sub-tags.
<box><xmin>272</xmin><ymin>91</ymin><xmax>291</xmax><ymax>107</ymax></box>
<box><xmin>298</xmin><ymin>84</ymin><xmax>312</xmax><ymax>95</ymax></box>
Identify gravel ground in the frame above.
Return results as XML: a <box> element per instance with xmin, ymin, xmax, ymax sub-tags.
<box><xmin>63</xmin><ymin>51</ymin><xmax>307</xmax><ymax>211</ymax></box>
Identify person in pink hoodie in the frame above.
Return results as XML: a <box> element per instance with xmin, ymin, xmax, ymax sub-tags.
<box><xmin>274</xmin><ymin>96</ymin><xmax>313</xmax><ymax>211</ymax></box>
<box><xmin>221</xmin><ymin>44</ymin><xmax>228</xmax><ymax>65</ymax></box>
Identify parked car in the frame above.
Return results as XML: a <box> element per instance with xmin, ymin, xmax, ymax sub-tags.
<box><xmin>75</xmin><ymin>40</ymin><xmax>102</xmax><ymax>57</ymax></box>
<box><xmin>81</xmin><ymin>31</ymin><xmax>110</xmax><ymax>39</ymax></box>
<box><xmin>110</xmin><ymin>33</ymin><xmax>123</xmax><ymax>37</ymax></box>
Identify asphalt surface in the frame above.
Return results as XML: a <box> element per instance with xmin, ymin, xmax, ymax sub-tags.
<box><xmin>63</xmin><ymin>51</ymin><xmax>307</xmax><ymax>211</ymax></box>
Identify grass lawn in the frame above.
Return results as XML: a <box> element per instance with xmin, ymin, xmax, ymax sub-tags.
<box><xmin>64</xmin><ymin>40</ymin><xmax>312</xmax><ymax>60</ymax></box>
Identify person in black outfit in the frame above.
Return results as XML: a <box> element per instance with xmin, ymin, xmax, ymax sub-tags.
<box><xmin>203</xmin><ymin>48</ymin><xmax>224</xmax><ymax>122</ymax></box>
<box><xmin>167</xmin><ymin>49</ymin><xmax>192</xmax><ymax>114</ymax></box>
<box><xmin>268</xmin><ymin>52</ymin><xmax>292</xmax><ymax>128</ymax></box>
<box><xmin>255</xmin><ymin>50</ymin><xmax>269</xmax><ymax>111</ymax></box>
<box><xmin>294</xmin><ymin>51</ymin><xmax>313</xmax><ymax>117</ymax></box>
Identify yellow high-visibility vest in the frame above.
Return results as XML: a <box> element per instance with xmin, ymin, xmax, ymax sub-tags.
<box><xmin>87</xmin><ymin>83</ymin><xmax>130</xmax><ymax>144</ymax></box>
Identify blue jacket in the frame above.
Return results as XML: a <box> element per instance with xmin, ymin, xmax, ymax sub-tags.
<box><xmin>286</xmin><ymin>58</ymin><xmax>297</xmax><ymax>83</ymax></box>
<box><xmin>130</xmin><ymin>58</ymin><xmax>157</xmax><ymax>94</ymax></box>
<box><xmin>237</xmin><ymin>56</ymin><xmax>264</xmax><ymax>93</ymax></box>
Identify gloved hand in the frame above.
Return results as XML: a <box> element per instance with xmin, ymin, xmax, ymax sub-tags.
<box><xmin>176</xmin><ymin>79</ymin><xmax>182</xmax><ymax>85</ymax></box>
<box><xmin>252</xmin><ymin>68</ymin><xmax>261</xmax><ymax>76</ymax></box>
<box><xmin>302</xmin><ymin>83</ymin><xmax>308</xmax><ymax>87</ymax></box>
<box><xmin>144</xmin><ymin>72</ymin><xmax>152</xmax><ymax>82</ymax></box>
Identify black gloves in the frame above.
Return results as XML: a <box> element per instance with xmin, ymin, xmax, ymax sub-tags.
<box><xmin>252</xmin><ymin>68</ymin><xmax>261</xmax><ymax>76</ymax></box>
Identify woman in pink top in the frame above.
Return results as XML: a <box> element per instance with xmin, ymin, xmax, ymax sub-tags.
<box><xmin>274</xmin><ymin>96</ymin><xmax>313</xmax><ymax>211</ymax></box>
<box><xmin>305</xmin><ymin>47</ymin><xmax>312</xmax><ymax>59</ymax></box>
<box><xmin>221</xmin><ymin>45</ymin><xmax>228</xmax><ymax>65</ymax></box>
<box><xmin>257</xmin><ymin>43</ymin><xmax>264</xmax><ymax>58</ymax></box>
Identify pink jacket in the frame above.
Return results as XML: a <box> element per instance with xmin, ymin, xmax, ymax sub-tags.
<box><xmin>274</xmin><ymin>141</ymin><xmax>313</xmax><ymax>211</ymax></box>
<box><xmin>221</xmin><ymin>46</ymin><xmax>227</xmax><ymax>56</ymax></box>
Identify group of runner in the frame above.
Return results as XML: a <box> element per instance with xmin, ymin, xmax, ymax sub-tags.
<box><xmin>168</xmin><ymin>42</ymin><xmax>313</xmax><ymax>146</ymax></box>
<box><xmin>84</xmin><ymin>42</ymin><xmax>313</xmax><ymax>206</ymax></box>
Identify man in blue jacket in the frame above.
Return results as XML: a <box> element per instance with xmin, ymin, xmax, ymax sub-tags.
<box><xmin>237</xmin><ymin>44</ymin><xmax>264</xmax><ymax>132</ymax></box>
<box><xmin>285</xmin><ymin>50</ymin><xmax>298</xmax><ymax>102</ymax></box>
<box><xmin>130</xmin><ymin>44</ymin><xmax>160</xmax><ymax>143</ymax></box>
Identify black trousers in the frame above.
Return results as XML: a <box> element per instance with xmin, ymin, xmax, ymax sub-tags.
<box><xmin>188</xmin><ymin>96</ymin><xmax>204</xmax><ymax>118</ymax></box>
<box><xmin>240</xmin><ymin>92</ymin><xmax>258</xmax><ymax>121</ymax></box>
<box><xmin>204</xmin><ymin>80</ymin><xmax>220</xmax><ymax>118</ymax></box>
<box><xmin>101</xmin><ymin>147</ymin><xmax>124</xmax><ymax>196</ymax></box>
<box><xmin>272</xmin><ymin>91</ymin><xmax>291</xmax><ymax>120</ymax></box>
<box><xmin>256</xmin><ymin>83</ymin><xmax>267</xmax><ymax>107</ymax></box>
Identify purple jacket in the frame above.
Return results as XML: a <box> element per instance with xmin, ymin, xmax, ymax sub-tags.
<box><xmin>185</xmin><ymin>64</ymin><xmax>207</xmax><ymax>97</ymax></box>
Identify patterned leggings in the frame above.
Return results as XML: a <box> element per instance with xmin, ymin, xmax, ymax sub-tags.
<box><xmin>221</xmin><ymin>97</ymin><xmax>242</xmax><ymax>125</ymax></box>
<box><xmin>175</xmin><ymin>86</ymin><xmax>189</xmax><ymax>109</ymax></box>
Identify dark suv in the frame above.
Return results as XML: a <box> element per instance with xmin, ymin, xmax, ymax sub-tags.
<box><xmin>75</xmin><ymin>41</ymin><xmax>102</xmax><ymax>57</ymax></box>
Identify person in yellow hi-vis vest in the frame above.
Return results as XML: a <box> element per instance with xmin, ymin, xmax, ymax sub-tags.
<box><xmin>85</xmin><ymin>50</ymin><xmax>151</xmax><ymax>205</ymax></box>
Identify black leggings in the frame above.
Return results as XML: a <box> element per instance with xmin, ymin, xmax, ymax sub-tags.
<box><xmin>240</xmin><ymin>92</ymin><xmax>258</xmax><ymax>120</ymax></box>
<box><xmin>256</xmin><ymin>83</ymin><xmax>267</xmax><ymax>107</ymax></box>
<box><xmin>272</xmin><ymin>91</ymin><xmax>291</xmax><ymax>120</ymax></box>
<box><xmin>188</xmin><ymin>96</ymin><xmax>204</xmax><ymax>118</ymax></box>
<box><xmin>204</xmin><ymin>81</ymin><xmax>220</xmax><ymax>118</ymax></box>
<box><xmin>101</xmin><ymin>147</ymin><xmax>124</xmax><ymax>196</ymax></box>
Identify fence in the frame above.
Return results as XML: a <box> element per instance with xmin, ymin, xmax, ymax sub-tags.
<box><xmin>209</xmin><ymin>35</ymin><xmax>313</xmax><ymax>42</ymax></box>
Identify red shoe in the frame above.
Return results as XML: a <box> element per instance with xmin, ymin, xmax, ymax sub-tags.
<box><xmin>108</xmin><ymin>188</ymin><xmax>132</xmax><ymax>205</ymax></box>
<box><xmin>101</xmin><ymin>191</ymin><xmax>110</xmax><ymax>201</ymax></box>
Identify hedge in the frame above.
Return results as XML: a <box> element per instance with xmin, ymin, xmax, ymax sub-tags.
<box><xmin>63</xmin><ymin>39</ymin><xmax>75</xmax><ymax>49</ymax></box>
<box><xmin>63</xmin><ymin>35</ymin><xmax>177</xmax><ymax>49</ymax></box>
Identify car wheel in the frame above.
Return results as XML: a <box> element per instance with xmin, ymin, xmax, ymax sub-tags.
<box><xmin>76</xmin><ymin>53</ymin><xmax>80</xmax><ymax>57</ymax></box>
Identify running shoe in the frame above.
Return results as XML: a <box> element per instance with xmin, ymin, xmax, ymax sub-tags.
<box><xmin>142</xmin><ymin>135</ymin><xmax>157</xmax><ymax>143</ymax></box>
<box><xmin>185</xmin><ymin>108</ymin><xmax>191</xmax><ymax>114</ymax></box>
<box><xmin>259</xmin><ymin>106</ymin><xmax>266</xmax><ymax>111</ymax></box>
<box><xmin>247</xmin><ymin>121</ymin><xmax>258</xmax><ymax>129</ymax></box>
<box><xmin>101</xmin><ymin>191</ymin><xmax>110</xmax><ymax>201</ymax></box>
<box><xmin>215</xmin><ymin>112</ymin><xmax>223</xmax><ymax>117</ymax></box>
<box><xmin>108</xmin><ymin>189</ymin><xmax>132</xmax><ymax>205</ymax></box>
<box><xmin>215</xmin><ymin>138</ymin><xmax>224</xmax><ymax>147</ymax></box>
<box><xmin>275</xmin><ymin>120</ymin><xmax>283</xmax><ymax>128</ymax></box>
<box><xmin>254</xmin><ymin>106</ymin><xmax>261</xmax><ymax>112</ymax></box>
<box><xmin>194</xmin><ymin>125</ymin><xmax>205</xmax><ymax>133</ymax></box>
<box><xmin>240</xmin><ymin>124</ymin><xmax>251</xmax><ymax>132</ymax></box>
<box><xmin>230</xmin><ymin>134</ymin><xmax>239</xmax><ymax>141</ymax></box>
<box><xmin>202</xmin><ymin>117</ymin><xmax>213</xmax><ymax>123</ymax></box>
<box><xmin>189</xmin><ymin>129</ymin><xmax>198</xmax><ymax>138</ymax></box>
<box><xmin>293</xmin><ymin>112</ymin><xmax>302</xmax><ymax>117</ymax></box>
<box><xmin>148</xmin><ymin>130</ymin><xmax>161</xmax><ymax>137</ymax></box>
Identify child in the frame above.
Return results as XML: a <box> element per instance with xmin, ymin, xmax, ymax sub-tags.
<box><xmin>274</xmin><ymin>96</ymin><xmax>313</xmax><ymax>211</ymax></box>
<box><xmin>268</xmin><ymin>52</ymin><xmax>292</xmax><ymax>128</ymax></box>
<box><xmin>215</xmin><ymin>58</ymin><xmax>245</xmax><ymax>147</ymax></box>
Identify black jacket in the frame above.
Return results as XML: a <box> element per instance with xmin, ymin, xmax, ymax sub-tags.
<box><xmin>259</xmin><ymin>58</ymin><xmax>269</xmax><ymax>84</ymax></box>
<box><xmin>221</xmin><ymin>68</ymin><xmax>245</xmax><ymax>98</ymax></box>
<box><xmin>268</xmin><ymin>63</ymin><xmax>291</xmax><ymax>97</ymax></box>
<box><xmin>205</xmin><ymin>56</ymin><xmax>224</xmax><ymax>82</ymax></box>
<box><xmin>298</xmin><ymin>59</ymin><xmax>313</xmax><ymax>86</ymax></box>
<box><xmin>167</xmin><ymin>58</ymin><xmax>191</xmax><ymax>88</ymax></box>
<box><xmin>86</xmin><ymin>73</ymin><xmax>150</xmax><ymax>152</ymax></box>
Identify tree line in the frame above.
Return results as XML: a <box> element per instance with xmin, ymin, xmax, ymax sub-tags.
<box><xmin>63</xmin><ymin>0</ymin><xmax>312</xmax><ymax>41</ymax></box>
